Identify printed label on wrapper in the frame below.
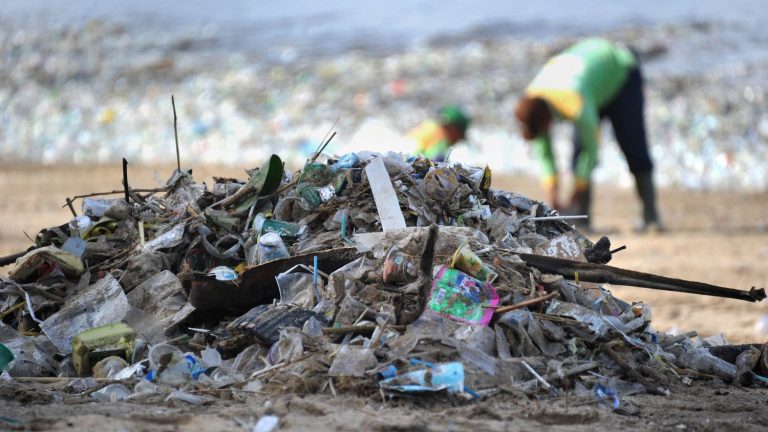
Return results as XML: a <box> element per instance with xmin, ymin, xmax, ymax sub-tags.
<box><xmin>427</xmin><ymin>265</ymin><xmax>499</xmax><ymax>326</ymax></box>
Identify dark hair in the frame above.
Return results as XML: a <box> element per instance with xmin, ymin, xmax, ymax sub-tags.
<box><xmin>515</xmin><ymin>97</ymin><xmax>552</xmax><ymax>140</ymax></box>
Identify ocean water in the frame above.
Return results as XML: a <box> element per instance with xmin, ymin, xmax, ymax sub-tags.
<box><xmin>4</xmin><ymin>0</ymin><xmax>768</xmax><ymax>67</ymax></box>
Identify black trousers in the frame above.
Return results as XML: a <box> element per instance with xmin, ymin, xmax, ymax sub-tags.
<box><xmin>572</xmin><ymin>66</ymin><xmax>654</xmax><ymax>176</ymax></box>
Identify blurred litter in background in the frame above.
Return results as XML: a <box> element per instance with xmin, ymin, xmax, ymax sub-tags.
<box><xmin>1</xmin><ymin>11</ymin><xmax>768</xmax><ymax>191</ymax></box>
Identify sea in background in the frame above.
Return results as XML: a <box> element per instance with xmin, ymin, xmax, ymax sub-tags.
<box><xmin>1</xmin><ymin>1</ymin><xmax>768</xmax><ymax>190</ymax></box>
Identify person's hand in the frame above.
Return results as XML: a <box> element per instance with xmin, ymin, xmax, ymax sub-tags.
<box><xmin>545</xmin><ymin>185</ymin><xmax>560</xmax><ymax>211</ymax></box>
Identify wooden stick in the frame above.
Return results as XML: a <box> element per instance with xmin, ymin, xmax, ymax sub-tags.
<box><xmin>250</xmin><ymin>354</ymin><xmax>311</xmax><ymax>378</ymax></box>
<box><xmin>610</xmin><ymin>245</ymin><xmax>627</xmax><ymax>255</ymax></box>
<box><xmin>65</xmin><ymin>198</ymin><xmax>77</xmax><ymax>217</ymax></box>
<box><xmin>400</xmin><ymin>224</ymin><xmax>439</xmax><ymax>325</ymax></box>
<box><xmin>0</xmin><ymin>250</ymin><xmax>30</xmax><ymax>267</ymax></box>
<box><xmin>260</xmin><ymin>179</ymin><xmax>297</xmax><ymax>201</ymax></box>
<box><xmin>310</xmin><ymin>131</ymin><xmax>336</xmax><ymax>163</ymax></box>
<box><xmin>13</xmin><ymin>377</ymin><xmax>111</xmax><ymax>383</ymax></box>
<box><xmin>172</xmin><ymin>95</ymin><xmax>180</xmax><ymax>171</ymax></box>
<box><xmin>121</xmin><ymin>158</ymin><xmax>130</xmax><ymax>204</ymax></box>
<box><xmin>522</xmin><ymin>361</ymin><xmax>599</xmax><ymax>391</ymax></box>
<box><xmin>493</xmin><ymin>291</ymin><xmax>558</xmax><ymax>315</ymax></box>
<box><xmin>63</xmin><ymin>188</ymin><xmax>167</xmax><ymax>204</ymax></box>
<box><xmin>532</xmin><ymin>312</ymin><xmax>589</xmax><ymax>328</ymax></box>
<box><xmin>322</xmin><ymin>324</ymin><xmax>407</xmax><ymax>335</ymax></box>
<box><xmin>516</xmin><ymin>253</ymin><xmax>766</xmax><ymax>302</ymax></box>
<box><xmin>0</xmin><ymin>301</ymin><xmax>26</xmax><ymax>319</ymax></box>
<box><xmin>311</xmin><ymin>117</ymin><xmax>340</xmax><ymax>162</ymax></box>
<box><xmin>127</xmin><ymin>187</ymin><xmax>146</xmax><ymax>205</ymax></box>
<box><xmin>604</xmin><ymin>345</ymin><xmax>668</xmax><ymax>396</ymax></box>
<box><xmin>522</xmin><ymin>360</ymin><xmax>551</xmax><ymax>390</ymax></box>
<box><xmin>660</xmin><ymin>331</ymin><xmax>698</xmax><ymax>347</ymax></box>
<box><xmin>544</xmin><ymin>361</ymin><xmax>599</xmax><ymax>382</ymax></box>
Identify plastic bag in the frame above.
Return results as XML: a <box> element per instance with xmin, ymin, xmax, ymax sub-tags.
<box><xmin>427</xmin><ymin>266</ymin><xmax>499</xmax><ymax>326</ymax></box>
<box><xmin>41</xmin><ymin>274</ymin><xmax>129</xmax><ymax>354</ymax></box>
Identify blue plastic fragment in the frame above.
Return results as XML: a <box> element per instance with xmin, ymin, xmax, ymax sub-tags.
<box><xmin>331</xmin><ymin>153</ymin><xmax>360</xmax><ymax>171</ymax></box>
<box><xmin>594</xmin><ymin>384</ymin><xmax>620</xmax><ymax>410</ymax></box>
<box><xmin>752</xmin><ymin>373</ymin><xmax>768</xmax><ymax>384</ymax></box>
<box><xmin>380</xmin><ymin>362</ymin><xmax>464</xmax><ymax>394</ymax></box>
<box><xmin>185</xmin><ymin>354</ymin><xmax>205</xmax><ymax>379</ymax></box>
<box><xmin>378</xmin><ymin>364</ymin><xmax>398</xmax><ymax>380</ymax></box>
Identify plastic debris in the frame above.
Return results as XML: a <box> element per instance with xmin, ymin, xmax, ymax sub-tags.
<box><xmin>594</xmin><ymin>384</ymin><xmax>621</xmax><ymax>410</ymax></box>
<box><xmin>208</xmin><ymin>266</ymin><xmax>239</xmax><ymax>282</ymax></box>
<box><xmin>427</xmin><ymin>266</ymin><xmax>499</xmax><ymax>326</ymax></box>
<box><xmin>71</xmin><ymin>323</ymin><xmax>136</xmax><ymax>376</ymax></box>
<box><xmin>92</xmin><ymin>356</ymin><xmax>129</xmax><ymax>379</ymax></box>
<box><xmin>257</xmin><ymin>233</ymin><xmax>291</xmax><ymax>264</ymax></box>
<box><xmin>253</xmin><ymin>415</ymin><xmax>280</xmax><ymax>432</ymax></box>
<box><xmin>380</xmin><ymin>362</ymin><xmax>465</xmax><ymax>394</ymax></box>
<box><xmin>9</xmin><ymin>246</ymin><xmax>85</xmax><ymax>281</ymax></box>
<box><xmin>450</xmin><ymin>241</ymin><xmax>498</xmax><ymax>283</ymax></box>
<box><xmin>365</xmin><ymin>157</ymin><xmax>406</xmax><ymax>231</ymax></box>
<box><xmin>328</xmin><ymin>346</ymin><xmax>377</xmax><ymax>377</ymax></box>
<box><xmin>0</xmin><ymin>343</ymin><xmax>14</xmax><ymax>371</ymax></box>
<box><xmin>0</xmin><ymin>149</ymin><xmax>763</xmax><ymax>412</ymax></box>
<box><xmin>91</xmin><ymin>383</ymin><xmax>132</xmax><ymax>402</ymax></box>
<box><xmin>42</xmin><ymin>275</ymin><xmax>130</xmax><ymax>354</ymax></box>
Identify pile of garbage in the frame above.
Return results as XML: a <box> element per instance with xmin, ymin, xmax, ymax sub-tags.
<box><xmin>1</xmin><ymin>151</ymin><xmax>766</xmax><ymax>408</ymax></box>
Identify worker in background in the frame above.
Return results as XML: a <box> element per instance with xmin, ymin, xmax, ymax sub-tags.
<box><xmin>409</xmin><ymin>105</ymin><xmax>471</xmax><ymax>162</ymax></box>
<box><xmin>515</xmin><ymin>38</ymin><xmax>662</xmax><ymax>232</ymax></box>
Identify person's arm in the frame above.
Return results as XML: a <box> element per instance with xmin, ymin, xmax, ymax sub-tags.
<box><xmin>532</xmin><ymin>133</ymin><xmax>560</xmax><ymax>209</ymax></box>
<box><xmin>573</xmin><ymin>105</ymin><xmax>599</xmax><ymax>191</ymax></box>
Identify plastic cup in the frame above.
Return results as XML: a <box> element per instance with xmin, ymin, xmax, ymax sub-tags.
<box><xmin>450</xmin><ymin>242</ymin><xmax>498</xmax><ymax>283</ymax></box>
<box><xmin>0</xmin><ymin>343</ymin><xmax>15</xmax><ymax>371</ymax></box>
<box><xmin>257</xmin><ymin>232</ymin><xmax>290</xmax><ymax>264</ymax></box>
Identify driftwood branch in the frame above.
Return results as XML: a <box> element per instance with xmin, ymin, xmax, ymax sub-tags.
<box><xmin>63</xmin><ymin>187</ymin><xmax>168</xmax><ymax>206</ymax></box>
<box><xmin>322</xmin><ymin>324</ymin><xmax>407</xmax><ymax>335</ymax></box>
<box><xmin>122</xmin><ymin>158</ymin><xmax>130</xmax><ymax>204</ymax></box>
<box><xmin>65</xmin><ymin>198</ymin><xmax>77</xmax><ymax>217</ymax></box>
<box><xmin>400</xmin><ymin>224</ymin><xmax>439</xmax><ymax>325</ymax></box>
<box><xmin>604</xmin><ymin>345</ymin><xmax>669</xmax><ymax>396</ymax></box>
<box><xmin>493</xmin><ymin>291</ymin><xmax>558</xmax><ymax>315</ymax></box>
<box><xmin>0</xmin><ymin>249</ymin><xmax>31</xmax><ymax>267</ymax></box>
<box><xmin>516</xmin><ymin>253</ymin><xmax>765</xmax><ymax>303</ymax></box>
<box><xmin>172</xmin><ymin>95</ymin><xmax>180</xmax><ymax>171</ymax></box>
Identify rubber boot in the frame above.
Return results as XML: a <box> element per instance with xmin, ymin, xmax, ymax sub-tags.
<box><xmin>634</xmin><ymin>171</ymin><xmax>662</xmax><ymax>231</ymax></box>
